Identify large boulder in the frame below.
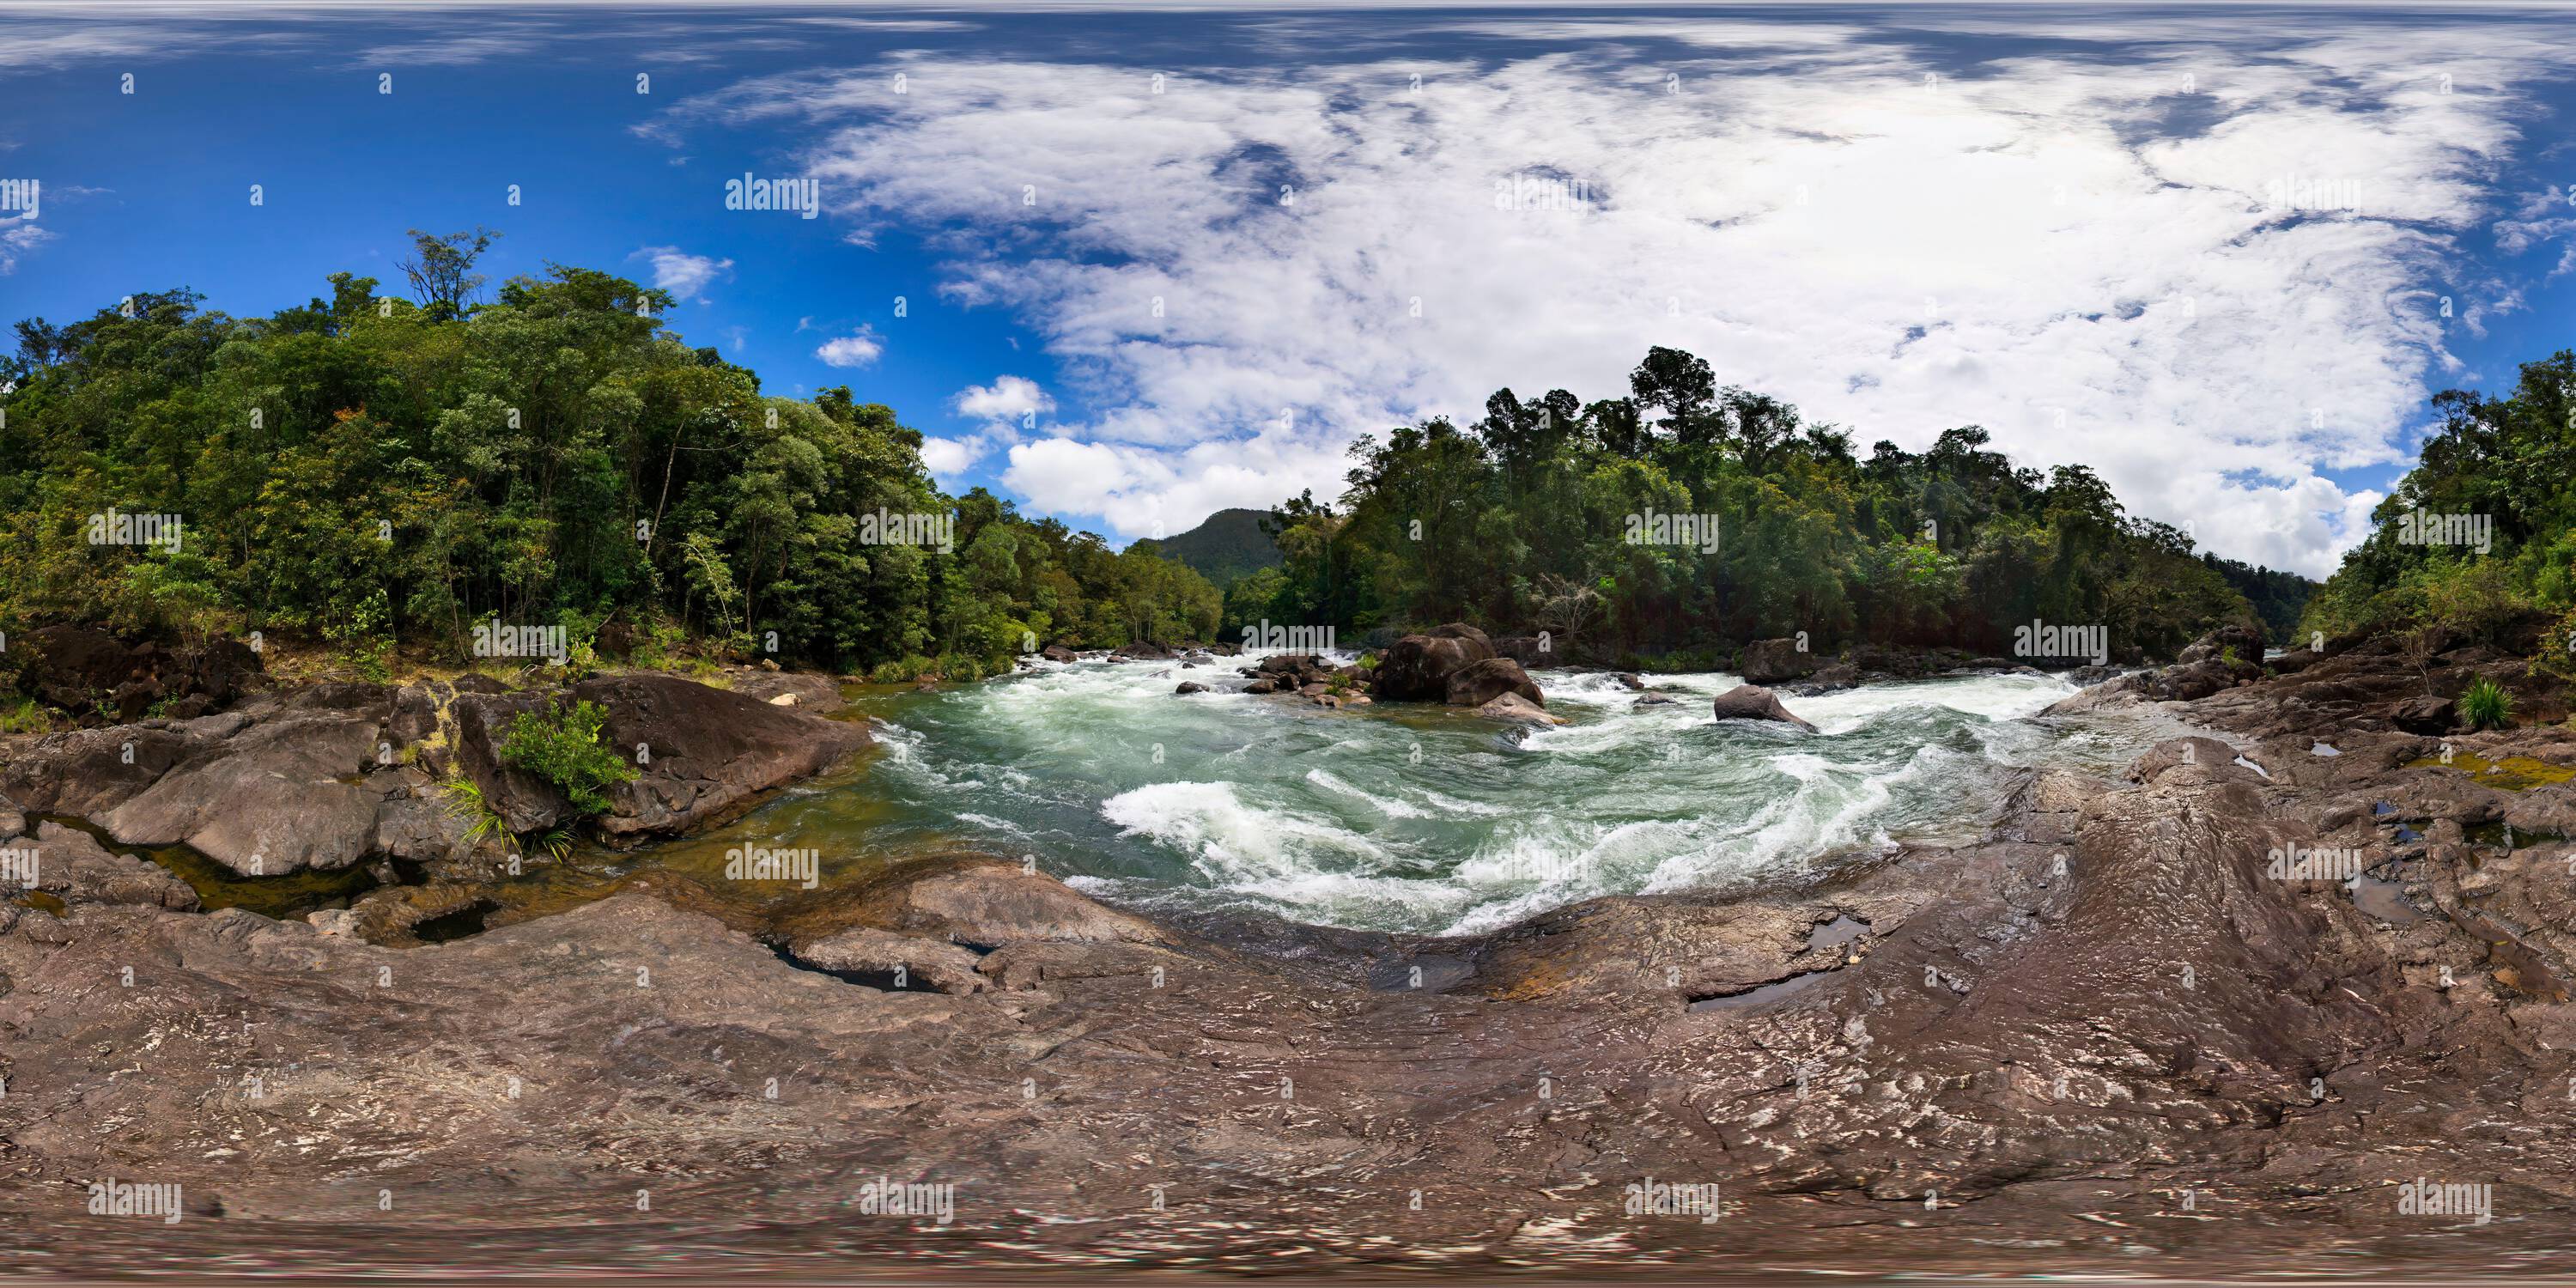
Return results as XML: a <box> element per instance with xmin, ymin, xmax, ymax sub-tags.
<box><xmin>1371</xmin><ymin>625</ymin><xmax>1495</xmax><ymax>702</ymax></box>
<box><xmin>102</xmin><ymin>713</ymin><xmax>386</xmax><ymax>876</ymax></box>
<box><xmin>571</xmin><ymin>672</ymin><xmax>869</xmax><ymax>840</ymax></box>
<box><xmin>1737</xmin><ymin>637</ymin><xmax>1820</xmax><ymax>684</ymax></box>
<box><xmin>1444</xmin><ymin>657</ymin><xmax>1544</xmax><ymax>708</ymax></box>
<box><xmin>1710</xmin><ymin>683</ymin><xmax>1819</xmax><ymax>733</ymax></box>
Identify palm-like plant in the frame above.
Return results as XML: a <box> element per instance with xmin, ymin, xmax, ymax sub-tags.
<box><xmin>2459</xmin><ymin>677</ymin><xmax>2513</xmax><ymax>731</ymax></box>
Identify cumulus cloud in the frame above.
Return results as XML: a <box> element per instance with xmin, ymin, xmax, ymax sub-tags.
<box><xmin>953</xmin><ymin>374</ymin><xmax>1054</xmax><ymax>425</ymax></box>
<box><xmin>917</xmin><ymin>435</ymin><xmax>987</xmax><ymax>477</ymax></box>
<box><xmin>814</xmin><ymin>329</ymin><xmax>884</xmax><ymax>368</ymax></box>
<box><xmin>630</xmin><ymin>246</ymin><xmax>733</xmax><ymax>301</ymax></box>
<box><xmin>0</xmin><ymin>217</ymin><xmax>54</xmax><ymax>274</ymax></box>
<box><xmin>669</xmin><ymin>14</ymin><xmax>2576</xmax><ymax>574</ymax></box>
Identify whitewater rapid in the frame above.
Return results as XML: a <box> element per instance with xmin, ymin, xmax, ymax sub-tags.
<box><xmin>841</xmin><ymin>653</ymin><xmax>2145</xmax><ymax>936</ymax></box>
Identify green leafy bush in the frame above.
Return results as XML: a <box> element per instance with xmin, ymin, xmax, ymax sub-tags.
<box><xmin>499</xmin><ymin>699</ymin><xmax>638</xmax><ymax>816</ymax></box>
<box><xmin>2459</xmin><ymin>677</ymin><xmax>2513</xmax><ymax>731</ymax></box>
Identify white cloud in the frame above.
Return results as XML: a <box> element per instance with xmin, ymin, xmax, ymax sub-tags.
<box><xmin>918</xmin><ymin>435</ymin><xmax>988</xmax><ymax>477</ymax></box>
<box><xmin>629</xmin><ymin>246</ymin><xmax>733</xmax><ymax>301</ymax></box>
<box><xmin>815</xmin><ymin>329</ymin><xmax>884</xmax><ymax>368</ymax></box>
<box><xmin>674</xmin><ymin>15</ymin><xmax>2576</xmax><ymax>574</ymax></box>
<box><xmin>952</xmin><ymin>374</ymin><xmax>1054</xmax><ymax>424</ymax></box>
<box><xmin>0</xmin><ymin>217</ymin><xmax>54</xmax><ymax>274</ymax></box>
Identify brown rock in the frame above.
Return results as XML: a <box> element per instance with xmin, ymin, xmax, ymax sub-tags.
<box><xmin>1444</xmin><ymin>657</ymin><xmax>1543</xmax><ymax>707</ymax></box>
<box><xmin>1710</xmin><ymin>683</ymin><xmax>1819</xmax><ymax>733</ymax></box>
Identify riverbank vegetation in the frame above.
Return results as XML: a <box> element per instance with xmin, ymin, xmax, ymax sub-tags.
<box><xmin>1227</xmin><ymin>346</ymin><xmax>2294</xmax><ymax>663</ymax></box>
<box><xmin>0</xmin><ymin>233</ymin><xmax>1220</xmax><ymax>681</ymax></box>
<box><xmin>2299</xmin><ymin>349</ymin><xmax>2576</xmax><ymax>671</ymax></box>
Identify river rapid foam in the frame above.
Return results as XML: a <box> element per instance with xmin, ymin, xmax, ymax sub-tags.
<box><xmin>825</xmin><ymin>653</ymin><xmax>2152</xmax><ymax>936</ymax></box>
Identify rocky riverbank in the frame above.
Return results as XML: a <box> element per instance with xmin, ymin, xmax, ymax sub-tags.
<box><xmin>5</xmin><ymin>628</ymin><xmax>2576</xmax><ymax>1276</ymax></box>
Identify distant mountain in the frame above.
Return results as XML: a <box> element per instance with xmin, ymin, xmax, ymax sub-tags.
<box><xmin>1135</xmin><ymin>507</ymin><xmax>1285</xmax><ymax>586</ymax></box>
<box><xmin>2202</xmin><ymin>553</ymin><xmax>2317</xmax><ymax>647</ymax></box>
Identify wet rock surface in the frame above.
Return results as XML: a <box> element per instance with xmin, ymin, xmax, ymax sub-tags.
<box><xmin>1710</xmin><ymin>683</ymin><xmax>1819</xmax><ymax>732</ymax></box>
<box><xmin>9</xmin><ymin>636</ymin><xmax>2576</xmax><ymax>1276</ymax></box>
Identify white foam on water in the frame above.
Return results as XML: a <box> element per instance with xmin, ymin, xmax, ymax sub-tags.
<box><xmin>863</xmin><ymin>661</ymin><xmax>2110</xmax><ymax>934</ymax></box>
<box><xmin>1305</xmin><ymin>767</ymin><xmax>1431</xmax><ymax>818</ymax></box>
<box><xmin>1102</xmin><ymin>781</ymin><xmax>1398</xmax><ymax>884</ymax></box>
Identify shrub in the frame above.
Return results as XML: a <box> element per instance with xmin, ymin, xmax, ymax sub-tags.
<box><xmin>2459</xmin><ymin>677</ymin><xmax>2514</xmax><ymax>731</ymax></box>
<box><xmin>499</xmin><ymin>699</ymin><xmax>639</xmax><ymax>815</ymax></box>
<box><xmin>0</xmin><ymin>697</ymin><xmax>53</xmax><ymax>734</ymax></box>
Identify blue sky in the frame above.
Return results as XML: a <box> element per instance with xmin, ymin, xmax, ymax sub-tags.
<box><xmin>5</xmin><ymin>3</ymin><xmax>2575</xmax><ymax>576</ymax></box>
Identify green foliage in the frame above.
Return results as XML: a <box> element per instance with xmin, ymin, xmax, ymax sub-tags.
<box><xmin>438</xmin><ymin>776</ymin><xmax>512</xmax><ymax>850</ymax></box>
<box><xmin>2300</xmin><ymin>349</ymin><xmax>2576</xmax><ymax>647</ymax></box>
<box><xmin>498</xmin><ymin>698</ymin><xmax>638</xmax><ymax>816</ymax></box>
<box><xmin>2460</xmin><ymin>677</ymin><xmax>2514</xmax><ymax>731</ymax></box>
<box><xmin>0</xmin><ymin>260</ymin><xmax>1220</xmax><ymax>673</ymax></box>
<box><xmin>2202</xmin><ymin>554</ymin><xmax>2316</xmax><ymax>647</ymax></box>
<box><xmin>1231</xmin><ymin>349</ymin><xmax>2258</xmax><ymax>660</ymax></box>
<box><xmin>0</xmin><ymin>696</ymin><xmax>52</xmax><ymax>733</ymax></box>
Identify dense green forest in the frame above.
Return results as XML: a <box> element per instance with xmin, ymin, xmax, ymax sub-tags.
<box><xmin>2205</xmin><ymin>555</ymin><xmax>2316</xmax><ymax>647</ymax></box>
<box><xmin>0</xmin><ymin>234</ymin><xmax>1219</xmax><ymax>681</ymax></box>
<box><xmin>2300</xmin><ymin>349</ymin><xmax>2576</xmax><ymax>666</ymax></box>
<box><xmin>1223</xmin><ymin>347</ymin><xmax>2260</xmax><ymax>665</ymax></box>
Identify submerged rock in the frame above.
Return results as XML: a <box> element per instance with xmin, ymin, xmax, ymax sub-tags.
<box><xmin>1475</xmin><ymin>692</ymin><xmax>1564</xmax><ymax>726</ymax></box>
